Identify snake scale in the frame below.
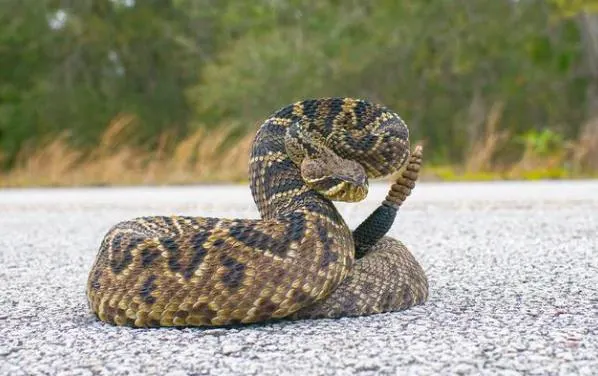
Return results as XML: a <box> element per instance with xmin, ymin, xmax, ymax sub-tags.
<box><xmin>86</xmin><ymin>97</ymin><xmax>428</xmax><ymax>327</ymax></box>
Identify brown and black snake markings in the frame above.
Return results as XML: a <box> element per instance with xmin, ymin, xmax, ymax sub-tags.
<box><xmin>86</xmin><ymin>97</ymin><xmax>428</xmax><ymax>327</ymax></box>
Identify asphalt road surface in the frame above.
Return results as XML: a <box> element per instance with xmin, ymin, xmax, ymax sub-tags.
<box><xmin>1</xmin><ymin>181</ymin><xmax>597</xmax><ymax>376</ymax></box>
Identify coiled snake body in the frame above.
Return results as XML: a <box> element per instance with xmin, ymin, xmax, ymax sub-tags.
<box><xmin>86</xmin><ymin>97</ymin><xmax>428</xmax><ymax>327</ymax></box>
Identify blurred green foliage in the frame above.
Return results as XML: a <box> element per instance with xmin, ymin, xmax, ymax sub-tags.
<box><xmin>0</xmin><ymin>0</ymin><xmax>596</xmax><ymax>167</ymax></box>
<box><xmin>516</xmin><ymin>129</ymin><xmax>565</xmax><ymax>157</ymax></box>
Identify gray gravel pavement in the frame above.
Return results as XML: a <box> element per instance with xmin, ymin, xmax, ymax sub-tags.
<box><xmin>1</xmin><ymin>181</ymin><xmax>597</xmax><ymax>375</ymax></box>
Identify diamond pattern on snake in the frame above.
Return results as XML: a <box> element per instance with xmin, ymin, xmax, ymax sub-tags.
<box><xmin>86</xmin><ymin>97</ymin><xmax>428</xmax><ymax>327</ymax></box>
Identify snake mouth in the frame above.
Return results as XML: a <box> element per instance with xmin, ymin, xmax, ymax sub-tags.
<box><xmin>323</xmin><ymin>181</ymin><xmax>369</xmax><ymax>202</ymax></box>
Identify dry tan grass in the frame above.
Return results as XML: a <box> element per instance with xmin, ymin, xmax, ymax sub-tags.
<box><xmin>1</xmin><ymin>113</ymin><xmax>597</xmax><ymax>187</ymax></box>
<box><xmin>464</xmin><ymin>101</ymin><xmax>510</xmax><ymax>174</ymax></box>
<box><xmin>1</xmin><ymin>114</ymin><xmax>254</xmax><ymax>187</ymax></box>
<box><xmin>571</xmin><ymin>118</ymin><xmax>598</xmax><ymax>173</ymax></box>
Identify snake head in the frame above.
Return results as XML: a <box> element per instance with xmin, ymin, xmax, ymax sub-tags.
<box><xmin>300</xmin><ymin>147</ymin><xmax>368</xmax><ymax>202</ymax></box>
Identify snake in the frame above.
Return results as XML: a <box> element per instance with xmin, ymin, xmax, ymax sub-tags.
<box><xmin>86</xmin><ymin>97</ymin><xmax>428</xmax><ymax>327</ymax></box>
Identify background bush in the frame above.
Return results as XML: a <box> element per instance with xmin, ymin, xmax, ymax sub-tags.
<box><xmin>1</xmin><ymin>0</ymin><xmax>597</xmax><ymax>171</ymax></box>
